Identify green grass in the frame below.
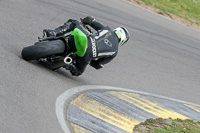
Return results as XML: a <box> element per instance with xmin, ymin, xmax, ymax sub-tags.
<box><xmin>141</xmin><ymin>0</ymin><xmax>200</xmax><ymax>25</ymax></box>
<box><xmin>133</xmin><ymin>118</ymin><xmax>200</xmax><ymax>133</ymax></box>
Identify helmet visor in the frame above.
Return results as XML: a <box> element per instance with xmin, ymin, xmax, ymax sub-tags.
<box><xmin>114</xmin><ymin>27</ymin><xmax>130</xmax><ymax>46</ymax></box>
<box><xmin>119</xmin><ymin>29</ymin><xmax>126</xmax><ymax>46</ymax></box>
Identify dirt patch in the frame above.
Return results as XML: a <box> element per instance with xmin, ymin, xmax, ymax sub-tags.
<box><xmin>128</xmin><ymin>0</ymin><xmax>200</xmax><ymax>31</ymax></box>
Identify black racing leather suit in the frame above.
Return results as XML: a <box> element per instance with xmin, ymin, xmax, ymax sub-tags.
<box><xmin>67</xmin><ymin>18</ymin><xmax>119</xmax><ymax>76</ymax></box>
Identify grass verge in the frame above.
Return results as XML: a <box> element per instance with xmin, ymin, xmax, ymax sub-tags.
<box><xmin>128</xmin><ymin>0</ymin><xmax>200</xmax><ymax>30</ymax></box>
<box><xmin>133</xmin><ymin>118</ymin><xmax>200</xmax><ymax>133</ymax></box>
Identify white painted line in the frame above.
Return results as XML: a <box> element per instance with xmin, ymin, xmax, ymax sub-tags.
<box><xmin>56</xmin><ymin>85</ymin><xmax>200</xmax><ymax>133</ymax></box>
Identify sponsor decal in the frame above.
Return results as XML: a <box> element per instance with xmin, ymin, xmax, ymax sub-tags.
<box><xmin>104</xmin><ymin>39</ymin><xmax>112</xmax><ymax>47</ymax></box>
<box><xmin>90</xmin><ymin>37</ymin><xmax>97</xmax><ymax>57</ymax></box>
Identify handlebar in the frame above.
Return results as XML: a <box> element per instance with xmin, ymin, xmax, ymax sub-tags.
<box><xmin>38</xmin><ymin>18</ymin><xmax>93</xmax><ymax>42</ymax></box>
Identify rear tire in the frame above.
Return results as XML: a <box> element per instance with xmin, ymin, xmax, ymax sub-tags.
<box><xmin>21</xmin><ymin>40</ymin><xmax>66</xmax><ymax>61</ymax></box>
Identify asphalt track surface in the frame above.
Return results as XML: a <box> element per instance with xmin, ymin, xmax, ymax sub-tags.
<box><xmin>0</xmin><ymin>0</ymin><xmax>200</xmax><ymax>133</ymax></box>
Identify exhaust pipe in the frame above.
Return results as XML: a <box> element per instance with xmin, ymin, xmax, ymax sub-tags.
<box><xmin>51</xmin><ymin>56</ymin><xmax>73</xmax><ymax>69</ymax></box>
<box><xmin>64</xmin><ymin>56</ymin><xmax>72</xmax><ymax>65</ymax></box>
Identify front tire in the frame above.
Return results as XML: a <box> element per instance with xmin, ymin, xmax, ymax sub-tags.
<box><xmin>21</xmin><ymin>40</ymin><xmax>66</xmax><ymax>61</ymax></box>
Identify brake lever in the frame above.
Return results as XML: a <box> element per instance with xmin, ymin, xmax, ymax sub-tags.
<box><xmin>86</xmin><ymin>26</ymin><xmax>93</xmax><ymax>34</ymax></box>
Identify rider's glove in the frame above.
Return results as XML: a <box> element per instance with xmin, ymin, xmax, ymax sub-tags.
<box><xmin>67</xmin><ymin>19</ymin><xmax>79</xmax><ymax>25</ymax></box>
<box><xmin>82</xmin><ymin>16</ymin><xmax>95</xmax><ymax>25</ymax></box>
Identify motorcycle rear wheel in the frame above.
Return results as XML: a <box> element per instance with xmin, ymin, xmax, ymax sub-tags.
<box><xmin>21</xmin><ymin>40</ymin><xmax>66</xmax><ymax>61</ymax></box>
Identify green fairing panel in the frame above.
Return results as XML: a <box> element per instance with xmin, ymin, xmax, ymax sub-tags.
<box><xmin>71</xmin><ymin>28</ymin><xmax>88</xmax><ymax>57</ymax></box>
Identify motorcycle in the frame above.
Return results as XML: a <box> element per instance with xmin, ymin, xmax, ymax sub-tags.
<box><xmin>21</xmin><ymin>19</ymin><xmax>92</xmax><ymax>71</ymax></box>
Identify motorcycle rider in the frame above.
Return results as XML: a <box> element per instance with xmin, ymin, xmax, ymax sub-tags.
<box><xmin>44</xmin><ymin>16</ymin><xmax>130</xmax><ymax>76</ymax></box>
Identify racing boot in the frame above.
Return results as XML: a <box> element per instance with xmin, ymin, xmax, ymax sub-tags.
<box><xmin>43</xmin><ymin>24</ymin><xmax>70</xmax><ymax>37</ymax></box>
